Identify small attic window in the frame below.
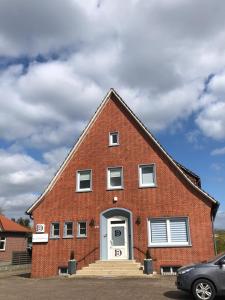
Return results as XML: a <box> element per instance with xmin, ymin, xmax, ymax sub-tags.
<box><xmin>109</xmin><ymin>132</ymin><xmax>119</xmax><ymax>146</ymax></box>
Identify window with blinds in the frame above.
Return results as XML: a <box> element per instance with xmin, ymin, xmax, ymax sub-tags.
<box><xmin>139</xmin><ymin>164</ymin><xmax>156</xmax><ymax>187</ymax></box>
<box><xmin>107</xmin><ymin>167</ymin><xmax>123</xmax><ymax>189</ymax></box>
<box><xmin>149</xmin><ymin>218</ymin><xmax>190</xmax><ymax>246</ymax></box>
<box><xmin>170</xmin><ymin>219</ymin><xmax>188</xmax><ymax>243</ymax></box>
<box><xmin>77</xmin><ymin>170</ymin><xmax>92</xmax><ymax>192</ymax></box>
<box><xmin>151</xmin><ymin>220</ymin><xmax>168</xmax><ymax>243</ymax></box>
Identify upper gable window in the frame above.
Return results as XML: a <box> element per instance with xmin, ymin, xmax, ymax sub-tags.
<box><xmin>109</xmin><ymin>132</ymin><xmax>119</xmax><ymax>146</ymax></box>
<box><xmin>139</xmin><ymin>164</ymin><xmax>156</xmax><ymax>187</ymax></box>
<box><xmin>77</xmin><ymin>170</ymin><xmax>92</xmax><ymax>192</ymax></box>
<box><xmin>107</xmin><ymin>167</ymin><xmax>123</xmax><ymax>190</ymax></box>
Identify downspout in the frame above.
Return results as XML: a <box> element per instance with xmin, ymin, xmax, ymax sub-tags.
<box><xmin>211</xmin><ymin>203</ymin><xmax>219</xmax><ymax>255</ymax></box>
<box><xmin>212</xmin><ymin>214</ymin><xmax>217</xmax><ymax>255</ymax></box>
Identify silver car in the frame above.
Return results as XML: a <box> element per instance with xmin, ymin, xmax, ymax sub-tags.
<box><xmin>176</xmin><ymin>252</ymin><xmax>225</xmax><ymax>300</ymax></box>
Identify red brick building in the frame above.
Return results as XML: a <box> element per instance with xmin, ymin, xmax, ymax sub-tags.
<box><xmin>27</xmin><ymin>89</ymin><xmax>219</xmax><ymax>278</ymax></box>
<box><xmin>0</xmin><ymin>214</ymin><xmax>31</xmax><ymax>263</ymax></box>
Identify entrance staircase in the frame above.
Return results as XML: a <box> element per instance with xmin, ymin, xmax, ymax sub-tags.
<box><xmin>75</xmin><ymin>260</ymin><xmax>150</xmax><ymax>277</ymax></box>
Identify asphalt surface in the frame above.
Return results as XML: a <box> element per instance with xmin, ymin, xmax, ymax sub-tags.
<box><xmin>0</xmin><ymin>271</ymin><xmax>223</xmax><ymax>300</ymax></box>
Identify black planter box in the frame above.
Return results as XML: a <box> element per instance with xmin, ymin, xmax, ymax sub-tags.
<box><xmin>143</xmin><ymin>259</ymin><xmax>153</xmax><ymax>275</ymax></box>
<box><xmin>68</xmin><ymin>260</ymin><xmax>77</xmax><ymax>275</ymax></box>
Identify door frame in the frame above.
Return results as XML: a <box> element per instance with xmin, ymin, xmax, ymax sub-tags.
<box><xmin>107</xmin><ymin>216</ymin><xmax>129</xmax><ymax>260</ymax></box>
<box><xmin>100</xmin><ymin>208</ymin><xmax>133</xmax><ymax>260</ymax></box>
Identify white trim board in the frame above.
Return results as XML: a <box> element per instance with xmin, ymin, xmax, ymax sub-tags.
<box><xmin>26</xmin><ymin>88</ymin><xmax>218</xmax><ymax>215</ymax></box>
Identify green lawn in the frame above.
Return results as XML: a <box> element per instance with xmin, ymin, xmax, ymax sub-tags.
<box><xmin>215</xmin><ymin>229</ymin><xmax>225</xmax><ymax>254</ymax></box>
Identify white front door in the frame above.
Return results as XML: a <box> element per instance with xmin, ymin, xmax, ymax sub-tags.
<box><xmin>108</xmin><ymin>216</ymin><xmax>129</xmax><ymax>260</ymax></box>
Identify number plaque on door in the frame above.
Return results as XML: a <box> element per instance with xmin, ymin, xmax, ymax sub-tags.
<box><xmin>115</xmin><ymin>249</ymin><xmax>122</xmax><ymax>256</ymax></box>
<box><xmin>115</xmin><ymin>230</ymin><xmax>121</xmax><ymax>237</ymax></box>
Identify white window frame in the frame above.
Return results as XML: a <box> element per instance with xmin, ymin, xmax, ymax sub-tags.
<box><xmin>58</xmin><ymin>266</ymin><xmax>68</xmax><ymax>276</ymax></box>
<box><xmin>77</xmin><ymin>221</ymin><xmax>87</xmax><ymax>238</ymax></box>
<box><xmin>161</xmin><ymin>266</ymin><xmax>181</xmax><ymax>276</ymax></box>
<box><xmin>50</xmin><ymin>222</ymin><xmax>60</xmax><ymax>239</ymax></box>
<box><xmin>0</xmin><ymin>237</ymin><xmax>6</xmax><ymax>251</ymax></box>
<box><xmin>107</xmin><ymin>167</ymin><xmax>123</xmax><ymax>190</ymax></box>
<box><xmin>76</xmin><ymin>169</ymin><xmax>92</xmax><ymax>192</ymax></box>
<box><xmin>63</xmin><ymin>221</ymin><xmax>74</xmax><ymax>238</ymax></box>
<box><xmin>109</xmin><ymin>132</ymin><xmax>119</xmax><ymax>146</ymax></box>
<box><xmin>139</xmin><ymin>164</ymin><xmax>156</xmax><ymax>188</ymax></box>
<box><xmin>148</xmin><ymin>217</ymin><xmax>191</xmax><ymax>247</ymax></box>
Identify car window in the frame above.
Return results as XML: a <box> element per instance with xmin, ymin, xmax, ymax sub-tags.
<box><xmin>207</xmin><ymin>252</ymin><xmax>225</xmax><ymax>263</ymax></box>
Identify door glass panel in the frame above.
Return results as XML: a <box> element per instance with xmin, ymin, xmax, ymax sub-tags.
<box><xmin>111</xmin><ymin>220</ymin><xmax>125</xmax><ymax>224</ymax></box>
<box><xmin>112</xmin><ymin>226</ymin><xmax>125</xmax><ymax>246</ymax></box>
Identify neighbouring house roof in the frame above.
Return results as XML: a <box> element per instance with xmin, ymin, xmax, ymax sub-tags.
<box><xmin>0</xmin><ymin>215</ymin><xmax>31</xmax><ymax>233</ymax></box>
<box><xmin>26</xmin><ymin>88</ymin><xmax>220</xmax><ymax>217</ymax></box>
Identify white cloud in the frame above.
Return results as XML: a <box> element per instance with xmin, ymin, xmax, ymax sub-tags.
<box><xmin>0</xmin><ymin>146</ymin><xmax>71</xmax><ymax>218</ymax></box>
<box><xmin>211</xmin><ymin>147</ymin><xmax>225</xmax><ymax>156</ymax></box>
<box><xmin>0</xmin><ymin>150</ymin><xmax>51</xmax><ymax>194</ymax></box>
<box><xmin>0</xmin><ymin>0</ymin><xmax>225</xmax><ymax>142</ymax></box>
<box><xmin>0</xmin><ymin>149</ymin><xmax>58</xmax><ymax>217</ymax></box>
<box><xmin>0</xmin><ymin>61</ymin><xmax>103</xmax><ymax>149</ymax></box>
<box><xmin>196</xmin><ymin>71</ymin><xmax>225</xmax><ymax>140</ymax></box>
<box><xmin>0</xmin><ymin>0</ymin><xmax>89</xmax><ymax>56</ymax></box>
<box><xmin>43</xmin><ymin>147</ymin><xmax>70</xmax><ymax>168</ymax></box>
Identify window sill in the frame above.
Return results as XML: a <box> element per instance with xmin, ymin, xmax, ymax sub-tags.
<box><xmin>76</xmin><ymin>236</ymin><xmax>87</xmax><ymax>239</ymax></box>
<box><xmin>107</xmin><ymin>187</ymin><xmax>124</xmax><ymax>191</ymax></box>
<box><xmin>50</xmin><ymin>237</ymin><xmax>60</xmax><ymax>240</ymax></box>
<box><xmin>0</xmin><ymin>249</ymin><xmax>5</xmax><ymax>252</ymax></box>
<box><xmin>76</xmin><ymin>189</ymin><xmax>92</xmax><ymax>193</ymax></box>
<box><xmin>108</xmin><ymin>144</ymin><xmax>120</xmax><ymax>147</ymax></box>
<box><xmin>139</xmin><ymin>185</ymin><xmax>157</xmax><ymax>189</ymax></box>
<box><xmin>149</xmin><ymin>244</ymin><xmax>191</xmax><ymax>248</ymax></box>
<box><xmin>63</xmin><ymin>236</ymin><xmax>74</xmax><ymax>239</ymax></box>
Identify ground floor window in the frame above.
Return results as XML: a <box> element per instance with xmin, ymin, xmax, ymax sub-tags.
<box><xmin>77</xmin><ymin>221</ymin><xmax>87</xmax><ymax>238</ymax></box>
<box><xmin>58</xmin><ymin>266</ymin><xmax>68</xmax><ymax>276</ymax></box>
<box><xmin>161</xmin><ymin>266</ymin><xmax>181</xmax><ymax>275</ymax></box>
<box><xmin>63</xmin><ymin>222</ymin><xmax>73</xmax><ymax>238</ymax></box>
<box><xmin>0</xmin><ymin>237</ymin><xmax>6</xmax><ymax>251</ymax></box>
<box><xmin>50</xmin><ymin>222</ymin><xmax>60</xmax><ymax>238</ymax></box>
<box><xmin>148</xmin><ymin>217</ymin><xmax>190</xmax><ymax>247</ymax></box>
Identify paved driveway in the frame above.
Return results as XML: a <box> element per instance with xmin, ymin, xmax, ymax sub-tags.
<box><xmin>0</xmin><ymin>272</ymin><xmax>223</xmax><ymax>300</ymax></box>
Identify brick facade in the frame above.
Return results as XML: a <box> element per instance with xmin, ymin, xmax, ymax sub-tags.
<box><xmin>29</xmin><ymin>91</ymin><xmax>217</xmax><ymax>278</ymax></box>
<box><xmin>0</xmin><ymin>233</ymin><xmax>28</xmax><ymax>263</ymax></box>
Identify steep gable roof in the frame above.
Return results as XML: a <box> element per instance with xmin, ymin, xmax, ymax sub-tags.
<box><xmin>0</xmin><ymin>214</ymin><xmax>31</xmax><ymax>233</ymax></box>
<box><xmin>26</xmin><ymin>89</ymin><xmax>219</xmax><ymax>216</ymax></box>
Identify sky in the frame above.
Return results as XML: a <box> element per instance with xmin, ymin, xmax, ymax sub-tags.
<box><xmin>0</xmin><ymin>0</ymin><xmax>224</xmax><ymax>228</ymax></box>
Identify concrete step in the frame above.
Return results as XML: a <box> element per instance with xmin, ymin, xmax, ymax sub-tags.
<box><xmin>82</xmin><ymin>265</ymin><xmax>142</xmax><ymax>270</ymax></box>
<box><xmin>76</xmin><ymin>270</ymin><xmax>144</xmax><ymax>275</ymax></box>
<box><xmin>86</xmin><ymin>262</ymin><xmax>141</xmax><ymax>267</ymax></box>
<box><xmin>95</xmin><ymin>260</ymin><xmax>136</xmax><ymax>264</ymax></box>
<box><xmin>77</xmin><ymin>268</ymin><xmax>143</xmax><ymax>273</ymax></box>
<box><xmin>74</xmin><ymin>274</ymin><xmax>156</xmax><ymax>278</ymax></box>
<box><xmin>75</xmin><ymin>260</ymin><xmax>145</xmax><ymax>277</ymax></box>
<box><xmin>76</xmin><ymin>273</ymin><xmax>145</xmax><ymax>276</ymax></box>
